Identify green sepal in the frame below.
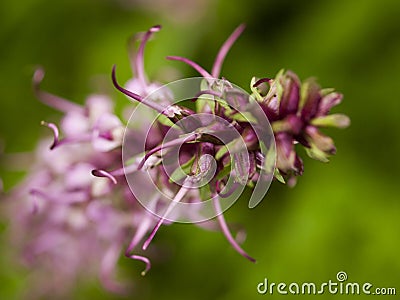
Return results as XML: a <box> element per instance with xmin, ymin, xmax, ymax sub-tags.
<box><xmin>274</xmin><ymin>168</ymin><xmax>286</xmax><ymax>184</ymax></box>
<box><xmin>311</xmin><ymin>114</ymin><xmax>350</xmax><ymax>128</ymax></box>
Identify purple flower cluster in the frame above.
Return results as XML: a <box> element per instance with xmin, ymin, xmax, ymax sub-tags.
<box><xmin>9</xmin><ymin>78</ymin><xmax>153</xmax><ymax>296</ymax></box>
<box><xmin>252</xmin><ymin>70</ymin><xmax>350</xmax><ymax>185</ymax></box>
<box><xmin>5</xmin><ymin>24</ymin><xmax>349</xmax><ymax>297</ymax></box>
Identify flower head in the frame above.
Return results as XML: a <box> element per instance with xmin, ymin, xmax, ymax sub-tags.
<box><xmin>4</xmin><ymin>24</ymin><xmax>350</xmax><ymax>298</ymax></box>
<box><xmin>108</xmin><ymin>23</ymin><xmax>350</xmax><ymax>265</ymax></box>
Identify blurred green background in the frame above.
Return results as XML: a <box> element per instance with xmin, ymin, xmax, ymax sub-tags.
<box><xmin>1</xmin><ymin>0</ymin><xmax>399</xmax><ymax>299</ymax></box>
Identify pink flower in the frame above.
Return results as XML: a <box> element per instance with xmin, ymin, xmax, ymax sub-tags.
<box><xmin>4</xmin><ymin>24</ymin><xmax>349</xmax><ymax>298</ymax></box>
<box><xmin>5</xmin><ymin>26</ymin><xmax>167</xmax><ymax>295</ymax></box>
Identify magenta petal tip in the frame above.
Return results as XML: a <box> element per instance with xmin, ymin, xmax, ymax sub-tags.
<box><xmin>33</xmin><ymin>67</ymin><xmax>45</xmax><ymax>85</ymax></box>
<box><xmin>150</xmin><ymin>25</ymin><xmax>161</xmax><ymax>32</ymax></box>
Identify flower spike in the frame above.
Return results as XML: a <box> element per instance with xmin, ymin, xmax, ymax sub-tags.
<box><xmin>5</xmin><ymin>24</ymin><xmax>349</xmax><ymax>297</ymax></box>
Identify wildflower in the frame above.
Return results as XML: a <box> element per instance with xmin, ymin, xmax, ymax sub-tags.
<box><xmin>4</xmin><ymin>23</ymin><xmax>349</xmax><ymax>298</ymax></box>
<box><xmin>112</xmin><ymin>23</ymin><xmax>349</xmax><ymax>264</ymax></box>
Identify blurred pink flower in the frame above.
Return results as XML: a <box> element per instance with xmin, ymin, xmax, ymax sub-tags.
<box><xmin>5</xmin><ymin>26</ymin><xmax>168</xmax><ymax>298</ymax></box>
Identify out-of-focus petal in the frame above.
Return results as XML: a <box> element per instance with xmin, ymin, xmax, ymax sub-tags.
<box><xmin>61</xmin><ymin>112</ymin><xmax>90</xmax><ymax>137</ymax></box>
<box><xmin>64</xmin><ymin>163</ymin><xmax>94</xmax><ymax>190</ymax></box>
<box><xmin>86</xmin><ymin>95</ymin><xmax>114</xmax><ymax>123</ymax></box>
<box><xmin>125</xmin><ymin>78</ymin><xmax>146</xmax><ymax>96</ymax></box>
<box><xmin>92</xmin><ymin>113</ymin><xmax>124</xmax><ymax>152</ymax></box>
